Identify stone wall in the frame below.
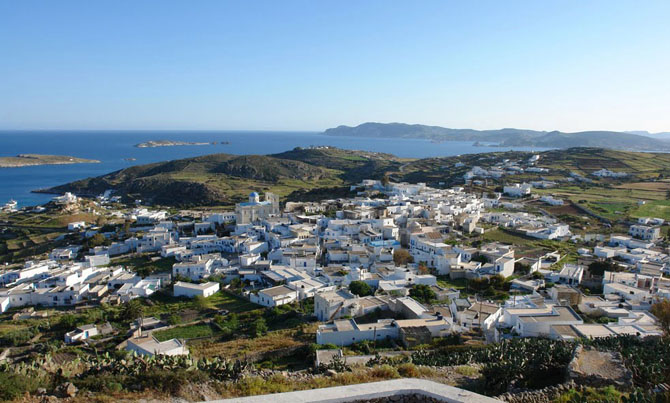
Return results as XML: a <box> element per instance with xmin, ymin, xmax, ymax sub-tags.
<box><xmin>351</xmin><ymin>393</ymin><xmax>443</xmax><ymax>403</ymax></box>
<box><xmin>499</xmin><ymin>382</ymin><xmax>578</xmax><ymax>403</ymax></box>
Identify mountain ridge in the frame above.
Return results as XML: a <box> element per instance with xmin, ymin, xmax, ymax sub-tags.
<box><xmin>324</xmin><ymin>122</ymin><xmax>670</xmax><ymax>151</ymax></box>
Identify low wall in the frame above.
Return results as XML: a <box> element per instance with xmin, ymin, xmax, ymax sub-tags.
<box><xmin>211</xmin><ymin>378</ymin><xmax>501</xmax><ymax>403</ymax></box>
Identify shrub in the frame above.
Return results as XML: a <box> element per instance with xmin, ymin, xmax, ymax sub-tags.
<box><xmin>349</xmin><ymin>281</ymin><xmax>373</xmax><ymax>297</ymax></box>
<box><xmin>133</xmin><ymin>369</ymin><xmax>209</xmax><ymax>394</ymax></box>
<box><xmin>397</xmin><ymin>363</ymin><xmax>420</xmax><ymax>378</ymax></box>
<box><xmin>75</xmin><ymin>374</ymin><xmax>127</xmax><ymax>393</ymax></box>
<box><xmin>0</xmin><ymin>328</ymin><xmax>37</xmax><ymax>347</ymax></box>
<box><xmin>393</xmin><ymin>249</ymin><xmax>413</xmax><ymax>266</ymax></box>
<box><xmin>249</xmin><ymin>318</ymin><xmax>268</xmax><ymax>338</ymax></box>
<box><xmin>454</xmin><ymin>365</ymin><xmax>479</xmax><ymax>377</ymax></box>
<box><xmin>0</xmin><ymin>372</ymin><xmax>41</xmax><ymax>401</ymax></box>
<box><xmin>409</xmin><ymin>284</ymin><xmax>437</xmax><ymax>304</ymax></box>
<box><xmin>369</xmin><ymin>364</ymin><xmax>400</xmax><ymax>379</ymax></box>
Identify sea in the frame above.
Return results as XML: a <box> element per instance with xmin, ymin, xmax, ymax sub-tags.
<box><xmin>0</xmin><ymin>130</ymin><xmax>547</xmax><ymax>207</ymax></box>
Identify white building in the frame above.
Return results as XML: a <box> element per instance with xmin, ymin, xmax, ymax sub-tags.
<box><xmin>250</xmin><ymin>285</ymin><xmax>298</xmax><ymax>307</ymax></box>
<box><xmin>235</xmin><ymin>192</ymin><xmax>280</xmax><ymax>225</ymax></box>
<box><xmin>503</xmin><ymin>183</ymin><xmax>532</xmax><ymax>197</ymax></box>
<box><xmin>173</xmin><ymin>281</ymin><xmax>220</xmax><ymax>298</ymax></box>
<box><xmin>629</xmin><ymin>225</ymin><xmax>661</xmax><ymax>241</ymax></box>
<box><xmin>67</xmin><ymin>221</ymin><xmax>86</xmax><ymax>231</ymax></box>
<box><xmin>539</xmin><ymin>195</ymin><xmax>564</xmax><ymax>206</ymax></box>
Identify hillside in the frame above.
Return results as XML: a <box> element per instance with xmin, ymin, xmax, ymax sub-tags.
<box><xmin>42</xmin><ymin>152</ymin><xmax>342</xmax><ymax>206</ymax></box>
<box><xmin>40</xmin><ymin>148</ymin><xmax>403</xmax><ymax>206</ymax></box>
<box><xmin>41</xmin><ymin>146</ymin><xmax>670</xmax><ymax>208</ymax></box>
<box><xmin>324</xmin><ymin>122</ymin><xmax>670</xmax><ymax>151</ymax></box>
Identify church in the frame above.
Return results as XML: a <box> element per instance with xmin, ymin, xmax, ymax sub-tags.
<box><xmin>235</xmin><ymin>191</ymin><xmax>280</xmax><ymax>224</ymax></box>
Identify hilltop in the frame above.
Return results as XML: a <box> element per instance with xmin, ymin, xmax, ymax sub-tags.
<box><xmin>40</xmin><ymin>146</ymin><xmax>670</xmax><ymax>208</ymax></box>
<box><xmin>324</xmin><ymin>122</ymin><xmax>670</xmax><ymax>151</ymax></box>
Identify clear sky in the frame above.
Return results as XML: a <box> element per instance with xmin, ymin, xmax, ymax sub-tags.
<box><xmin>1</xmin><ymin>1</ymin><xmax>670</xmax><ymax>132</ymax></box>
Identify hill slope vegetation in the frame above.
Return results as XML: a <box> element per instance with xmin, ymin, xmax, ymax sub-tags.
<box><xmin>42</xmin><ymin>146</ymin><xmax>670</xmax><ymax>207</ymax></box>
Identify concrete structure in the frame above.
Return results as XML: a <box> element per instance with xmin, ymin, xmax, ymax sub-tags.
<box><xmin>316</xmin><ymin>317</ymin><xmax>452</xmax><ymax>347</ymax></box>
<box><xmin>213</xmin><ymin>378</ymin><xmax>501</xmax><ymax>402</ymax></box>
<box><xmin>173</xmin><ymin>281</ymin><xmax>220</xmax><ymax>298</ymax></box>
<box><xmin>250</xmin><ymin>285</ymin><xmax>297</xmax><ymax>307</ymax></box>
<box><xmin>512</xmin><ymin>306</ymin><xmax>583</xmax><ymax>337</ymax></box>
<box><xmin>126</xmin><ymin>335</ymin><xmax>188</xmax><ymax>356</ymax></box>
<box><xmin>64</xmin><ymin>324</ymin><xmax>99</xmax><ymax>344</ymax></box>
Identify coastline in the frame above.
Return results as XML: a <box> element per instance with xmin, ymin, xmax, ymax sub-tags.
<box><xmin>0</xmin><ymin>154</ymin><xmax>100</xmax><ymax>168</ymax></box>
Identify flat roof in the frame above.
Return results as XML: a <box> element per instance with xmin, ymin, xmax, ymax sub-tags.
<box><xmin>174</xmin><ymin>281</ymin><xmax>218</xmax><ymax>290</ymax></box>
<box><xmin>518</xmin><ymin>306</ymin><xmax>582</xmax><ymax>323</ymax></box>
<box><xmin>551</xmin><ymin>324</ymin><xmax>580</xmax><ymax>338</ymax></box>
<box><xmin>334</xmin><ymin>319</ymin><xmax>355</xmax><ymax>332</ymax></box>
<box><xmin>572</xmin><ymin>324</ymin><xmax>617</xmax><ymax>338</ymax></box>
<box><xmin>260</xmin><ymin>285</ymin><xmax>295</xmax><ymax>297</ymax></box>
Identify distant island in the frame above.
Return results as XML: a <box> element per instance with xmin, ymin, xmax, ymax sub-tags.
<box><xmin>0</xmin><ymin>154</ymin><xmax>100</xmax><ymax>168</ymax></box>
<box><xmin>135</xmin><ymin>140</ymin><xmax>229</xmax><ymax>148</ymax></box>
<box><xmin>324</xmin><ymin>122</ymin><xmax>670</xmax><ymax>151</ymax></box>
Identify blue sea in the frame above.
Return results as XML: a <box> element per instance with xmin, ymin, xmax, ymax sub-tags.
<box><xmin>0</xmin><ymin>131</ymin><xmax>547</xmax><ymax>207</ymax></box>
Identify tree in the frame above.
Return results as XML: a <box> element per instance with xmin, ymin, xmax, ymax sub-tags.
<box><xmin>409</xmin><ymin>284</ymin><xmax>437</xmax><ymax>305</ymax></box>
<box><xmin>651</xmin><ymin>300</ymin><xmax>670</xmax><ymax>336</ymax></box>
<box><xmin>417</xmin><ymin>262</ymin><xmax>430</xmax><ymax>275</ymax></box>
<box><xmin>193</xmin><ymin>295</ymin><xmax>211</xmax><ymax>311</ymax></box>
<box><xmin>59</xmin><ymin>314</ymin><xmax>79</xmax><ymax>330</ymax></box>
<box><xmin>393</xmin><ymin>249</ymin><xmax>414</xmax><ymax>266</ymax></box>
<box><xmin>381</xmin><ymin>175</ymin><xmax>390</xmax><ymax>187</ymax></box>
<box><xmin>95</xmin><ymin>215</ymin><xmax>107</xmax><ymax>227</ymax></box>
<box><xmin>514</xmin><ymin>262</ymin><xmax>531</xmax><ymax>275</ymax></box>
<box><xmin>349</xmin><ymin>280</ymin><xmax>373</xmax><ymax>297</ymax></box>
<box><xmin>588</xmin><ymin>260</ymin><xmax>619</xmax><ymax>277</ymax></box>
<box><xmin>86</xmin><ymin>233</ymin><xmax>109</xmax><ymax>249</ymax></box>
<box><xmin>249</xmin><ymin>318</ymin><xmax>268</xmax><ymax>338</ymax></box>
<box><xmin>120</xmin><ymin>299</ymin><xmax>144</xmax><ymax>321</ymax></box>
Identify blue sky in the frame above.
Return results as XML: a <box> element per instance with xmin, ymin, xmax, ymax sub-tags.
<box><xmin>1</xmin><ymin>1</ymin><xmax>669</xmax><ymax>132</ymax></box>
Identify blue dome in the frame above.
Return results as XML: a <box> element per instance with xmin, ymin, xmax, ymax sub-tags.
<box><xmin>249</xmin><ymin>191</ymin><xmax>259</xmax><ymax>197</ymax></box>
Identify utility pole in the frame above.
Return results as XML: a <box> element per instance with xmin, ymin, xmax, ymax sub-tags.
<box><xmin>372</xmin><ymin>326</ymin><xmax>377</xmax><ymax>352</ymax></box>
<box><xmin>478</xmin><ymin>294</ymin><xmax>483</xmax><ymax>331</ymax></box>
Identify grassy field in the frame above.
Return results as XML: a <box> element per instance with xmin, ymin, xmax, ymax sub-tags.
<box><xmin>143</xmin><ymin>291</ymin><xmax>258</xmax><ymax>318</ymax></box>
<box><xmin>153</xmin><ymin>323</ymin><xmax>217</xmax><ymax>342</ymax></box>
<box><xmin>190</xmin><ymin>324</ymin><xmax>317</xmax><ymax>359</ymax></box>
<box><xmin>533</xmin><ymin>185</ymin><xmax>668</xmax><ymax>220</ymax></box>
<box><xmin>630</xmin><ymin>199</ymin><xmax>670</xmax><ymax>220</ymax></box>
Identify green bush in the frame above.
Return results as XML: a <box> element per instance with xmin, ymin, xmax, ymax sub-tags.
<box><xmin>249</xmin><ymin>318</ymin><xmax>268</xmax><ymax>338</ymax></box>
<box><xmin>409</xmin><ymin>284</ymin><xmax>437</xmax><ymax>304</ymax></box>
<box><xmin>0</xmin><ymin>372</ymin><xmax>41</xmax><ymax>401</ymax></box>
<box><xmin>75</xmin><ymin>374</ymin><xmax>127</xmax><ymax>393</ymax></box>
<box><xmin>0</xmin><ymin>328</ymin><xmax>37</xmax><ymax>347</ymax></box>
<box><xmin>349</xmin><ymin>281</ymin><xmax>373</xmax><ymax>297</ymax></box>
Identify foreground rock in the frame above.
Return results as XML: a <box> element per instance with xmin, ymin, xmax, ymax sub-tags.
<box><xmin>567</xmin><ymin>346</ymin><xmax>633</xmax><ymax>389</ymax></box>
